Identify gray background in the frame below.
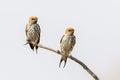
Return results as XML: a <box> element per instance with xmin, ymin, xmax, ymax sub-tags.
<box><xmin>0</xmin><ymin>0</ymin><xmax>120</xmax><ymax>80</ymax></box>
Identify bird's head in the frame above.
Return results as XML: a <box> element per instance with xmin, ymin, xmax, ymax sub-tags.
<box><xmin>65</xmin><ymin>27</ymin><xmax>75</xmax><ymax>35</ymax></box>
<box><xmin>29</xmin><ymin>16</ymin><xmax>38</xmax><ymax>24</ymax></box>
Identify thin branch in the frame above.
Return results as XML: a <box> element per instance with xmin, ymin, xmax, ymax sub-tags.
<box><xmin>69</xmin><ymin>56</ymin><xmax>99</xmax><ymax>80</ymax></box>
<box><xmin>25</xmin><ymin>42</ymin><xmax>99</xmax><ymax>80</ymax></box>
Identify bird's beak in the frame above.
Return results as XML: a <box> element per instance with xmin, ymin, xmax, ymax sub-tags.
<box><xmin>33</xmin><ymin>20</ymin><xmax>37</xmax><ymax>24</ymax></box>
<box><xmin>71</xmin><ymin>31</ymin><xmax>74</xmax><ymax>35</ymax></box>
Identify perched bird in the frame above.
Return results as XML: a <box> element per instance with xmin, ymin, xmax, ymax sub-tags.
<box><xmin>25</xmin><ymin>16</ymin><xmax>41</xmax><ymax>53</ymax></box>
<box><xmin>59</xmin><ymin>27</ymin><xmax>76</xmax><ymax>68</ymax></box>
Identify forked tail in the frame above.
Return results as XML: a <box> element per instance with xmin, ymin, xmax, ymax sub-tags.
<box><xmin>59</xmin><ymin>55</ymin><xmax>67</xmax><ymax>68</ymax></box>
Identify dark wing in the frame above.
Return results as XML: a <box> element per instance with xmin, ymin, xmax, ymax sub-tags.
<box><xmin>60</xmin><ymin>35</ymin><xmax>65</xmax><ymax>43</ymax></box>
<box><xmin>35</xmin><ymin>24</ymin><xmax>41</xmax><ymax>52</ymax></box>
<box><xmin>71</xmin><ymin>35</ymin><xmax>76</xmax><ymax>50</ymax></box>
<box><xmin>25</xmin><ymin>24</ymin><xmax>29</xmax><ymax>36</ymax></box>
<box><xmin>37</xmin><ymin>24</ymin><xmax>41</xmax><ymax>44</ymax></box>
<box><xmin>25</xmin><ymin>24</ymin><xmax>34</xmax><ymax>50</ymax></box>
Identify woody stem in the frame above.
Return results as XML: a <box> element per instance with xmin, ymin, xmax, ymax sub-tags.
<box><xmin>25</xmin><ymin>42</ymin><xmax>99</xmax><ymax>80</ymax></box>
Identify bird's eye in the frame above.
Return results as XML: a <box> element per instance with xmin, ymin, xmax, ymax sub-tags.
<box><xmin>32</xmin><ymin>18</ymin><xmax>35</xmax><ymax>20</ymax></box>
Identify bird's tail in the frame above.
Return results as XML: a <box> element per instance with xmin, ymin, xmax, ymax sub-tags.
<box><xmin>59</xmin><ymin>55</ymin><xmax>67</xmax><ymax>68</ymax></box>
<box><xmin>35</xmin><ymin>46</ymin><xmax>38</xmax><ymax>53</ymax></box>
<box><xmin>29</xmin><ymin>43</ymin><xmax>34</xmax><ymax>51</ymax></box>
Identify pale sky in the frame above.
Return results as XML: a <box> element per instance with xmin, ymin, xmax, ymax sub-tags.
<box><xmin>0</xmin><ymin>0</ymin><xmax>120</xmax><ymax>80</ymax></box>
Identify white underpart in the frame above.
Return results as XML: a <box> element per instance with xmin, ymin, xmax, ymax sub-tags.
<box><xmin>27</xmin><ymin>24</ymin><xmax>40</xmax><ymax>44</ymax></box>
<box><xmin>60</xmin><ymin>35</ymin><xmax>72</xmax><ymax>55</ymax></box>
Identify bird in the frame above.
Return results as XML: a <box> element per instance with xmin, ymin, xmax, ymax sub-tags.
<box><xmin>59</xmin><ymin>27</ymin><xmax>76</xmax><ymax>68</ymax></box>
<box><xmin>25</xmin><ymin>16</ymin><xmax>41</xmax><ymax>53</ymax></box>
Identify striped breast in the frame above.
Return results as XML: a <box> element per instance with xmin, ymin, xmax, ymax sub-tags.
<box><xmin>26</xmin><ymin>24</ymin><xmax>40</xmax><ymax>44</ymax></box>
<box><xmin>60</xmin><ymin>35</ymin><xmax>74</xmax><ymax>54</ymax></box>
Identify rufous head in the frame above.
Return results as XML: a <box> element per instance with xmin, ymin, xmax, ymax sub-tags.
<box><xmin>65</xmin><ymin>27</ymin><xmax>75</xmax><ymax>35</ymax></box>
<box><xmin>29</xmin><ymin>16</ymin><xmax>38</xmax><ymax>24</ymax></box>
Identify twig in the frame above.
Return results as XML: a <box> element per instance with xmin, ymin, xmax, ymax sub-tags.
<box><xmin>69</xmin><ymin>55</ymin><xmax>99</xmax><ymax>80</ymax></box>
<box><xmin>25</xmin><ymin>42</ymin><xmax>99</xmax><ymax>80</ymax></box>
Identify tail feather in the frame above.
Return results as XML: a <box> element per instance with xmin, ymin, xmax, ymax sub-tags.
<box><xmin>35</xmin><ymin>46</ymin><xmax>38</xmax><ymax>53</ymax></box>
<box><xmin>63</xmin><ymin>59</ymin><xmax>67</xmax><ymax>68</ymax></box>
<box><xmin>29</xmin><ymin>43</ymin><xmax>34</xmax><ymax>51</ymax></box>
<box><xmin>59</xmin><ymin>59</ymin><xmax>62</xmax><ymax>68</ymax></box>
<box><xmin>59</xmin><ymin>56</ymin><xmax>67</xmax><ymax>68</ymax></box>
<box><xmin>29</xmin><ymin>43</ymin><xmax>38</xmax><ymax>53</ymax></box>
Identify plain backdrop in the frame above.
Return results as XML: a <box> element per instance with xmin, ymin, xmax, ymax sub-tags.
<box><xmin>0</xmin><ymin>0</ymin><xmax>120</xmax><ymax>80</ymax></box>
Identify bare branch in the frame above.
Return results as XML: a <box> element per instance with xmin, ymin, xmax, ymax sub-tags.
<box><xmin>69</xmin><ymin>55</ymin><xmax>99</xmax><ymax>80</ymax></box>
<box><xmin>25</xmin><ymin>42</ymin><xmax>99</xmax><ymax>80</ymax></box>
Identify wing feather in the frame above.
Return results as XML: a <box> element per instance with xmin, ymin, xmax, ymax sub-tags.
<box><xmin>71</xmin><ymin>35</ymin><xmax>76</xmax><ymax>50</ymax></box>
<box><xmin>60</xmin><ymin>35</ymin><xmax>65</xmax><ymax>43</ymax></box>
<box><xmin>25</xmin><ymin>24</ymin><xmax>28</xmax><ymax>36</ymax></box>
<box><xmin>36</xmin><ymin>24</ymin><xmax>41</xmax><ymax>43</ymax></box>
